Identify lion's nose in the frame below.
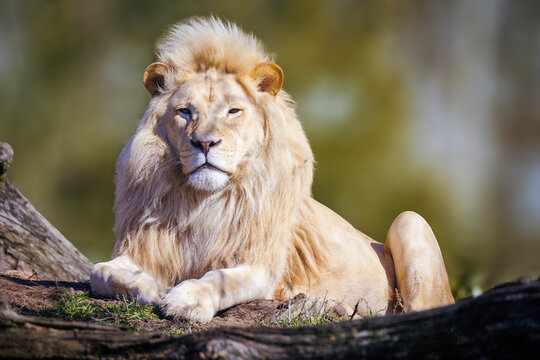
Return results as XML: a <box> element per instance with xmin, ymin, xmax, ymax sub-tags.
<box><xmin>190</xmin><ymin>138</ymin><xmax>222</xmax><ymax>156</ymax></box>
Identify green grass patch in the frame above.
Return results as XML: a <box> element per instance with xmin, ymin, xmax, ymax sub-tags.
<box><xmin>257</xmin><ymin>310</ymin><xmax>344</xmax><ymax>328</ymax></box>
<box><xmin>55</xmin><ymin>289</ymin><xmax>162</xmax><ymax>332</ymax></box>
<box><xmin>14</xmin><ymin>289</ymin><xmax>209</xmax><ymax>335</ymax></box>
<box><xmin>166</xmin><ymin>327</ymin><xmax>186</xmax><ymax>336</ymax></box>
<box><xmin>56</xmin><ymin>290</ymin><xmax>96</xmax><ymax>320</ymax></box>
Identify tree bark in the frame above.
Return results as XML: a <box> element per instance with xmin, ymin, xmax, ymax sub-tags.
<box><xmin>0</xmin><ymin>277</ymin><xmax>538</xmax><ymax>359</ymax></box>
<box><xmin>0</xmin><ymin>142</ymin><xmax>92</xmax><ymax>281</ymax></box>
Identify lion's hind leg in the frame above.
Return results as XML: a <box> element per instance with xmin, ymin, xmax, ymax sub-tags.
<box><xmin>90</xmin><ymin>255</ymin><xmax>164</xmax><ymax>305</ymax></box>
<box><xmin>384</xmin><ymin>211</ymin><xmax>454</xmax><ymax>312</ymax></box>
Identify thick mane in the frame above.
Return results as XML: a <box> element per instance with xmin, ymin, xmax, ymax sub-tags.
<box><xmin>112</xmin><ymin>17</ymin><xmax>327</xmax><ymax>291</ymax></box>
<box><xmin>157</xmin><ymin>17</ymin><xmax>270</xmax><ymax>86</ymax></box>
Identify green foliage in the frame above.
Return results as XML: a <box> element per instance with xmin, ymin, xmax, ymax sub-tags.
<box><xmin>55</xmin><ymin>289</ymin><xmax>161</xmax><ymax>332</ymax></box>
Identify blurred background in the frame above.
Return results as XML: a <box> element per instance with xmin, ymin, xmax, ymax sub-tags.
<box><xmin>1</xmin><ymin>0</ymin><xmax>539</xmax><ymax>298</ymax></box>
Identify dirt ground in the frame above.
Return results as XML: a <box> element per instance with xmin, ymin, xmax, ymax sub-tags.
<box><xmin>0</xmin><ymin>272</ymin><xmax>310</xmax><ymax>333</ymax></box>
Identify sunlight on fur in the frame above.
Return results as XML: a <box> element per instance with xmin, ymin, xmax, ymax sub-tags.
<box><xmin>90</xmin><ymin>17</ymin><xmax>454</xmax><ymax>323</ymax></box>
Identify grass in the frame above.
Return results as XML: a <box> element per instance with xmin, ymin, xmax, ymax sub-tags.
<box><xmin>15</xmin><ymin>288</ymin><xmax>346</xmax><ymax>335</ymax></box>
<box><xmin>257</xmin><ymin>297</ymin><xmax>346</xmax><ymax>328</ymax></box>
<box><xmin>280</xmin><ymin>311</ymin><xmax>343</xmax><ymax>327</ymax></box>
<box><xmin>54</xmin><ymin>290</ymin><xmax>345</xmax><ymax>332</ymax></box>
<box><xmin>17</xmin><ymin>289</ymin><xmax>164</xmax><ymax>333</ymax></box>
<box><xmin>58</xmin><ymin>290</ymin><xmax>159</xmax><ymax>319</ymax></box>
<box><xmin>258</xmin><ymin>311</ymin><xmax>343</xmax><ymax>328</ymax></box>
<box><xmin>54</xmin><ymin>289</ymin><xmax>211</xmax><ymax>334</ymax></box>
<box><xmin>56</xmin><ymin>290</ymin><xmax>97</xmax><ymax>320</ymax></box>
<box><xmin>166</xmin><ymin>327</ymin><xmax>186</xmax><ymax>336</ymax></box>
<box><xmin>58</xmin><ymin>289</ymin><xmax>162</xmax><ymax>332</ymax></box>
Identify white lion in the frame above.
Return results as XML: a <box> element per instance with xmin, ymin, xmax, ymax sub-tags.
<box><xmin>90</xmin><ymin>17</ymin><xmax>454</xmax><ymax>323</ymax></box>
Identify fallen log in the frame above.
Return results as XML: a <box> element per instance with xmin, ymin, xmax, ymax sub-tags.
<box><xmin>0</xmin><ymin>277</ymin><xmax>538</xmax><ymax>359</ymax></box>
<box><xmin>0</xmin><ymin>142</ymin><xmax>92</xmax><ymax>281</ymax></box>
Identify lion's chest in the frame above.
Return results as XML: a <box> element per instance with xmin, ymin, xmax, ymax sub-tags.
<box><xmin>170</xmin><ymin>225</ymin><xmax>246</xmax><ymax>281</ymax></box>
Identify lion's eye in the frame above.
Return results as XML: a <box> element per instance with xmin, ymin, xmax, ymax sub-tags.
<box><xmin>228</xmin><ymin>108</ymin><xmax>242</xmax><ymax>116</ymax></box>
<box><xmin>176</xmin><ymin>108</ymin><xmax>192</xmax><ymax>117</ymax></box>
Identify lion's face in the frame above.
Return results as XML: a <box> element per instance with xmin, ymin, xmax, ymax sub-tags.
<box><xmin>160</xmin><ymin>69</ymin><xmax>264</xmax><ymax>192</ymax></box>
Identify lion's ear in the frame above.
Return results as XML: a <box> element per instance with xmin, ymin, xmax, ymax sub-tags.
<box><xmin>249</xmin><ymin>62</ymin><xmax>284</xmax><ymax>96</ymax></box>
<box><xmin>143</xmin><ymin>62</ymin><xmax>168</xmax><ymax>96</ymax></box>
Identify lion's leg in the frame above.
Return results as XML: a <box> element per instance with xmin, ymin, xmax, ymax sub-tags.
<box><xmin>90</xmin><ymin>255</ymin><xmax>164</xmax><ymax>305</ymax></box>
<box><xmin>384</xmin><ymin>211</ymin><xmax>454</xmax><ymax>312</ymax></box>
<box><xmin>161</xmin><ymin>265</ymin><xmax>273</xmax><ymax>323</ymax></box>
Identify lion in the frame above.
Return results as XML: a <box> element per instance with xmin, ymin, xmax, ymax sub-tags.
<box><xmin>90</xmin><ymin>17</ymin><xmax>454</xmax><ymax>323</ymax></box>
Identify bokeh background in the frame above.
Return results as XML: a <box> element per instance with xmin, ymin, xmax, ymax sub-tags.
<box><xmin>1</xmin><ymin>0</ymin><xmax>539</xmax><ymax>298</ymax></box>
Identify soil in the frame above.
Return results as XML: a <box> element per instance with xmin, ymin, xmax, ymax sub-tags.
<box><xmin>0</xmin><ymin>272</ymin><xmax>301</xmax><ymax>333</ymax></box>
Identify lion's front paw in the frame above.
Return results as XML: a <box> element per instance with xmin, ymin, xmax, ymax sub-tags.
<box><xmin>91</xmin><ymin>261</ymin><xmax>163</xmax><ymax>305</ymax></box>
<box><xmin>161</xmin><ymin>280</ymin><xmax>217</xmax><ymax>323</ymax></box>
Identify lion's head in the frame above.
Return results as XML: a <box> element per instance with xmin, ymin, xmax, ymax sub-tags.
<box><xmin>146</xmin><ymin>63</ymin><xmax>282</xmax><ymax>192</ymax></box>
<box><xmin>113</xmin><ymin>18</ymin><xmax>315</xmax><ymax>284</ymax></box>
<box><xmin>138</xmin><ymin>18</ymin><xmax>291</xmax><ymax>193</ymax></box>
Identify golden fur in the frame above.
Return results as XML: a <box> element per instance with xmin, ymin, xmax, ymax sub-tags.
<box><xmin>91</xmin><ymin>17</ymin><xmax>454</xmax><ymax>323</ymax></box>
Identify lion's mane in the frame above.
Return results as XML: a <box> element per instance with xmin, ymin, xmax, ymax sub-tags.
<box><xmin>112</xmin><ymin>18</ymin><xmax>328</xmax><ymax>292</ymax></box>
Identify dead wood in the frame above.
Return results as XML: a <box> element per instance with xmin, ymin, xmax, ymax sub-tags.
<box><xmin>0</xmin><ymin>142</ymin><xmax>92</xmax><ymax>281</ymax></box>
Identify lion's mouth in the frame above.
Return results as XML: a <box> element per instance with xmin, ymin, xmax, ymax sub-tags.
<box><xmin>191</xmin><ymin>162</ymin><xmax>229</xmax><ymax>175</ymax></box>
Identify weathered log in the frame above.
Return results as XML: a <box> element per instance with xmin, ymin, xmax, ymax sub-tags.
<box><xmin>0</xmin><ymin>142</ymin><xmax>92</xmax><ymax>281</ymax></box>
<box><xmin>0</xmin><ymin>277</ymin><xmax>538</xmax><ymax>359</ymax></box>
